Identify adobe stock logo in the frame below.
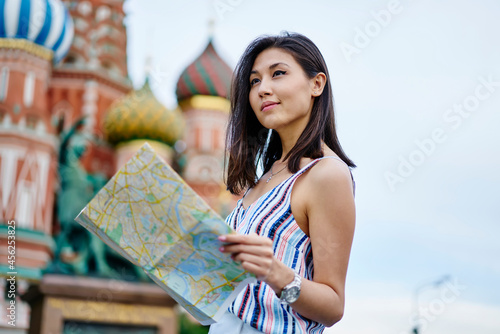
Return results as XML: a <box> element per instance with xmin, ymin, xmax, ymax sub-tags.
<box><xmin>385</xmin><ymin>75</ymin><xmax>499</xmax><ymax>191</ymax></box>
<box><xmin>213</xmin><ymin>0</ymin><xmax>246</xmax><ymax>20</ymax></box>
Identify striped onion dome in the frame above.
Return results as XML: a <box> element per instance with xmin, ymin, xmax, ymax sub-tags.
<box><xmin>0</xmin><ymin>0</ymin><xmax>74</xmax><ymax>63</ymax></box>
<box><xmin>104</xmin><ymin>77</ymin><xmax>184</xmax><ymax>146</ymax></box>
<box><xmin>176</xmin><ymin>39</ymin><xmax>233</xmax><ymax>102</ymax></box>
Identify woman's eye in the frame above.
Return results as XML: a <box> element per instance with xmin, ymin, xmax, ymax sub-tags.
<box><xmin>273</xmin><ymin>70</ymin><xmax>286</xmax><ymax>77</ymax></box>
<box><xmin>250</xmin><ymin>78</ymin><xmax>260</xmax><ymax>86</ymax></box>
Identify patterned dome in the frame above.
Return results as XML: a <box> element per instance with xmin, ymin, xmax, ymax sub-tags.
<box><xmin>0</xmin><ymin>0</ymin><xmax>74</xmax><ymax>63</ymax></box>
<box><xmin>104</xmin><ymin>78</ymin><xmax>184</xmax><ymax>146</ymax></box>
<box><xmin>176</xmin><ymin>39</ymin><xmax>233</xmax><ymax>101</ymax></box>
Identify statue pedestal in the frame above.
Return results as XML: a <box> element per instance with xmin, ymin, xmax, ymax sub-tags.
<box><xmin>22</xmin><ymin>274</ymin><xmax>177</xmax><ymax>334</ymax></box>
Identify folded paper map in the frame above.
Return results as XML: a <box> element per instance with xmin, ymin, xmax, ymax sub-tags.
<box><xmin>75</xmin><ymin>143</ymin><xmax>255</xmax><ymax>325</ymax></box>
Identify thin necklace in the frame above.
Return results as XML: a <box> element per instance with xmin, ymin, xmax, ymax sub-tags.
<box><xmin>266</xmin><ymin>163</ymin><xmax>287</xmax><ymax>183</ymax></box>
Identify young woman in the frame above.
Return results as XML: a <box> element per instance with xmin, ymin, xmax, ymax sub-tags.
<box><xmin>209</xmin><ymin>32</ymin><xmax>356</xmax><ymax>334</ymax></box>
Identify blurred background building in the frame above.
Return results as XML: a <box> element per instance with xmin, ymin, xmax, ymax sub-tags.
<box><xmin>0</xmin><ymin>0</ymin><xmax>235</xmax><ymax>332</ymax></box>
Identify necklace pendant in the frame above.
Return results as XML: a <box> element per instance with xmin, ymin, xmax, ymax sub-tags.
<box><xmin>266</xmin><ymin>175</ymin><xmax>272</xmax><ymax>183</ymax></box>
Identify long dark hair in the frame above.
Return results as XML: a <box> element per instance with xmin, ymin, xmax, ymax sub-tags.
<box><xmin>225</xmin><ymin>32</ymin><xmax>356</xmax><ymax>195</ymax></box>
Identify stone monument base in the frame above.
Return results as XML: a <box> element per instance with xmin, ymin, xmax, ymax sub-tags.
<box><xmin>22</xmin><ymin>274</ymin><xmax>177</xmax><ymax>334</ymax></box>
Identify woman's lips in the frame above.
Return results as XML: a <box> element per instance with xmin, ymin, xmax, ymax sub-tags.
<box><xmin>261</xmin><ymin>102</ymin><xmax>279</xmax><ymax>112</ymax></box>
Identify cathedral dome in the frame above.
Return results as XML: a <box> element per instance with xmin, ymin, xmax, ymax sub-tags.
<box><xmin>0</xmin><ymin>0</ymin><xmax>74</xmax><ymax>63</ymax></box>
<box><xmin>175</xmin><ymin>39</ymin><xmax>233</xmax><ymax>102</ymax></box>
<box><xmin>104</xmin><ymin>78</ymin><xmax>184</xmax><ymax>146</ymax></box>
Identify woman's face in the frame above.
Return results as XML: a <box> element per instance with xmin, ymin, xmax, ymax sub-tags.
<box><xmin>249</xmin><ymin>48</ymin><xmax>317</xmax><ymax>133</ymax></box>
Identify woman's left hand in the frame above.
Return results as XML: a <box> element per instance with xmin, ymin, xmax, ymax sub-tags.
<box><xmin>218</xmin><ymin>233</ymin><xmax>295</xmax><ymax>294</ymax></box>
<box><xmin>218</xmin><ymin>233</ymin><xmax>275</xmax><ymax>280</ymax></box>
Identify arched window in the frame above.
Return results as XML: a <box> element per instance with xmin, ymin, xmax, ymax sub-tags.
<box><xmin>65</xmin><ymin>54</ymin><xmax>77</xmax><ymax>64</ymax></box>
<box><xmin>23</xmin><ymin>71</ymin><xmax>35</xmax><ymax>107</ymax></box>
<box><xmin>0</xmin><ymin>67</ymin><xmax>9</xmax><ymax>101</ymax></box>
<box><xmin>26</xmin><ymin>115</ymin><xmax>38</xmax><ymax>129</ymax></box>
<box><xmin>52</xmin><ymin>100</ymin><xmax>73</xmax><ymax>132</ymax></box>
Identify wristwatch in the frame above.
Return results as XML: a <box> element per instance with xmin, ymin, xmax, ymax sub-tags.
<box><xmin>279</xmin><ymin>272</ymin><xmax>302</xmax><ymax>305</ymax></box>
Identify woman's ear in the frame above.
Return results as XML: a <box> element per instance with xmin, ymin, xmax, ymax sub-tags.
<box><xmin>311</xmin><ymin>72</ymin><xmax>327</xmax><ymax>96</ymax></box>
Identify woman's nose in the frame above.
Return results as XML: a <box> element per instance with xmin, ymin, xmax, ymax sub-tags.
<box><xmin>258</xmin><ymin>78</ymin><xmax>272</xmax><ymax>96</ymax></box>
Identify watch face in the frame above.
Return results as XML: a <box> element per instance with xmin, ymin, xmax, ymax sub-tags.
<box><xmin>285</xmin><ymin>286</ymin><xmax>300</xmax><ymax>303</ymax></box>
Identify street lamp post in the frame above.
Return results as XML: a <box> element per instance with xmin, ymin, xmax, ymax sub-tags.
<box><xmin>411</xmin><ymin>275</ymin><xmax>450</xmax><ymax>334</ymax></box>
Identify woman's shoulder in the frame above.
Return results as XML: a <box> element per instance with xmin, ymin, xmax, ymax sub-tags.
<box><xmin>303</xmin><ymin>155</ymin><xmax>354</xmax><ymax>194</ymax></box>
<box><xmin>290</xmin><ymin>154</ymin><xmax>355</xmax><ymax>235</ymax></box>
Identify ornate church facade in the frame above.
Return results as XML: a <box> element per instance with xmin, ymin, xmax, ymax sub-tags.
<box><xmin>0</xmin><ymin>0</ymin><xmax>235</xmax><ymax>331</ymax></box>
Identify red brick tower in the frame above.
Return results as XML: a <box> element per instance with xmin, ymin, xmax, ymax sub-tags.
<box><xmin>51</xmin><ymin>0</ymin><xmax>131</xmax><ymax>177</ymax></box>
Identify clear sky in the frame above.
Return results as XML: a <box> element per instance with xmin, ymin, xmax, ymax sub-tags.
<box><xmin>124</xmin><ymin>0</ymin><xmax>500</xmax><ymax>332</ymax></box>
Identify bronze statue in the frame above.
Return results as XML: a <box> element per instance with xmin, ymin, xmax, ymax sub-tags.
<box><xmin>45</xmin><ymin>118</ymin><xmax>148</xmax><ymax>282</ymax></box>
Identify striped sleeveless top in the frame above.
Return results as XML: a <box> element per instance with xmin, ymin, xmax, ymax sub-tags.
<box><xmin>225</xmin><ymin>156</ymin><xmax>356</xmax><ymax>333</ymax></box>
